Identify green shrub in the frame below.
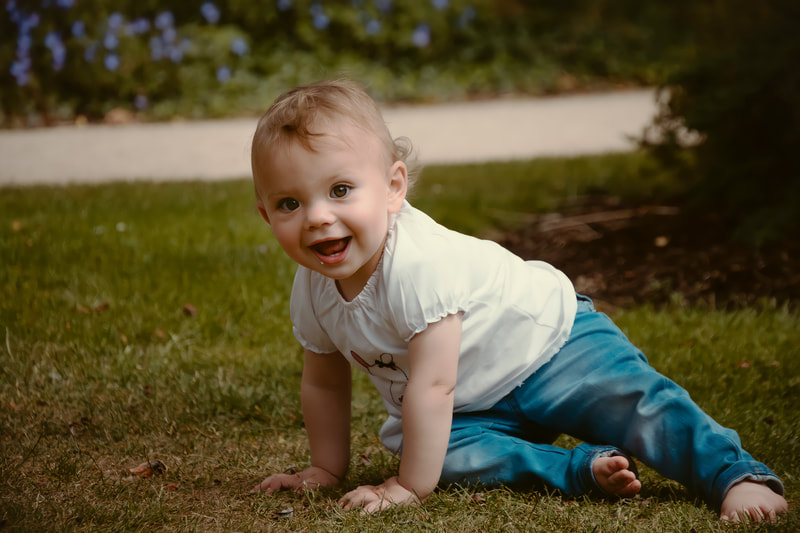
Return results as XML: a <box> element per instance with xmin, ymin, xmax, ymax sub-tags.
<box><xmin>3</xmin><ymin>0</ymin><xmax>683</xmax><ymax>126</ymax></box>
<box><xmin>644</xmin><ymin>0</ymin><xmax>800</xmax><ymax>245</ymax></box>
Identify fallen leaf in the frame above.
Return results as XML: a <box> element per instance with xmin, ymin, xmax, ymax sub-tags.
<box><xmin>357</xmin><ymin>454</ymin><xmax>371</xmax><ymax>466</ymax></box>
<box><xmin>735</xmin><ymin>360</ymin><xmax>751</xmax><ymax>370</ymax></box>
<box><xmin>75</xmin><ymin>305</ymin><xmax>91</xmax><ymax>314</ymax></box>
<box><xmin>275</xmin><ymin>507</ymin><xmax>294</xmax><ymax>519</ymax></box>
<box><xmin>182</xmin><ymin>304</ymin><xmax>197</xmax><ymax>317</ymax></box>
<box><xmin>470</xmin><ymin>492</ymin><xmax>486</xmax><ymax>504</ymax></box>
<box><xmin>128</xmin><ymin>460</ymin><xmax>167</xmax><ymax>477</ymax></box>
<box><xmin>94</xmin><ymin>302</ymin><xmax>110</xmax><ymax>313</ymax></box>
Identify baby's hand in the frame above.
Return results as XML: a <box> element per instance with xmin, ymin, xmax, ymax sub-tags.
<box><xmin>338</xmin><ymin>476</ymin><xmax>420</xmax><ymax>513</ymax></box>
<box><xmin>250</xmin><ymin>466</ymin><xmax>340</xmax><ymax>495</ymax></box>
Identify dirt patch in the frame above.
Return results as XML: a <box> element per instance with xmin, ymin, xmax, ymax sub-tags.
<box><xmin>496</xmin><ymin>196</ymin><xmax>800</xmax><ymax>311</ymax></box>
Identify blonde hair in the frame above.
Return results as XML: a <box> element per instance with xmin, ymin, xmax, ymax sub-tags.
<box><xmin>251</xmin><ymin>79</ymin><xmax>418</xmax><ymax>191</ymax></box>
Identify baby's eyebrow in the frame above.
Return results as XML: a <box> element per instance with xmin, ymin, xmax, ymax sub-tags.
<box><xmin>264</xmin><ymin>188</ymin><xmax>294</xmax><ymax>199</ymax></box>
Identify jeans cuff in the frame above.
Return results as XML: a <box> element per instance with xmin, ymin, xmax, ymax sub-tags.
<box><xmin>584</xmin><ymin>446</ymin><xmax>636</xmax><ymax>497</ymax></box>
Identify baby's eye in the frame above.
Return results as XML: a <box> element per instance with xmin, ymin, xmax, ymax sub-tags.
<box><xmin>331</xmin><ymin>185</ymin><xmax>350</xmax><ymax>198</ymax></box>
<box><xmin>277</xmin><ymin>198</ymin><xmax>299</xmax><ymax>211</ymax></box>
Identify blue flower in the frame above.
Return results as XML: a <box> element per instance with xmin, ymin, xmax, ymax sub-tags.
<box><xmin>134</xmin><ymin>94</ymin><xmax>149</xmax><ymax>110</ymax></box>
<box><xmin>21</xmin><ymin>12</ymin><xmax>40</xmax><ymax>33</ymax></box>
<box><xmin>12</xmin><ymin>11</ymin><xmax>40</xmax><ymax>35</ymax></box>
<box><xmin>162</xmin><ymin>27</ymin><xmax>177</xmax><ymax>43</ymax></box>
<box><xmin>365</xmin><ymin>18</ymin><xmax>381</xmax><ymax>35</ymax></box>
<box><xmin>11</xmin><ymin>56</ymin><xmax>30</xmax><ymax>72</ymax></box>
<box><xmin>71</xmin><ymin>20</ymin><xmax>85</xmax><ymax>38</ymax></box>
<box><xmin>201</xmin><ymin>2</ymin><xmax>220</xmax><ymax>24</ymax></box>
<box><xmin>104</xmin><ymin>53</ymin><xmax>120</xmax><ymax>71</ymax></box>
<box><xmin>127</xmin><ymin>18</ymin><xmax>150</xmax><ymax>35</ymax></box>
<box><xmin>107</xmin><ymin>12</ymin><xmax>124</xmax><ymax>32</ymax></box>
<box><xmin>44</xmin><ymin>31</ymin><xmax>61</xmax><ymax>50</ymax></box>
<box><xmin>51</xmin><ymin>42</ymin><xmax>66</xmax><ymax>71</ymax></box>
<box><xmin>155</xmin><ymin>11</ymin><xmax>174</xmax><ymax>30</ymax></box>
<box><xmin>411</xmin><ymin>23</ymin><xmax>430</xmax><ymax>48</ymax></box>
<box><xmin>458</xmin><ymin>6</ymin><xmax>476</xmax><ymax>27</ymax></box>
<box><xmin>103</xmin><ymin>32</ymin><xmax>119</xmax><ymax>50</ymax></box>
<box><xmin>12</xmin><ymin>69</ymin><xmax>30</xmax><ymax>86</ymax></box>
<box><xmin>17</xmin><ymin>33</ymin><xmax>32</xmax><ymax>53</ymax></box>
<box><xmin>149</xmin><ymin>36</ymin><xmax>164</xmax><ymax>60</ymax></box>
<box><xmin>169</xmin><ymin>46</ymin><xmax>183</xmax><ymax>63</ymax></box>
<box><xmin>313</xmin><ymin>12</ymin><xmax>329</xmax><ymax>29</ymax></box>
<box><xmin>10</xmin><ymin>57</ymin><xmax>31</xmax><ymax>86</ymax></box>
<box><xmin>310</xmin><ymin>4</ymin><xmax>329</xmax><ymax>30</ymax></box>
<box><xmin>7</xmin><ymin>4</ymin><xmax>21</xmax><ymax>25</ymax></box>
<box><xmin>84</xmin><ymin>41</ymin><xmax>99</xmax><ymax>61</ymax></box>
<box><xmin>374</xmin><ymin>0</ymin><xmax>392</xmax><ymax>14</ymax></box>
<box><xmin>216</xmin><ymin>65</ymin><xmax>231</xmax><ymax>83</ymax></box>
<box><xmin>277</xmin><ymin>0</ymin><xmax>291</xmax><ymax>12</ymax></box>
<box><xmin>230</xmin><ymin>37</ymin><xmax>249</xmax><ymax>56</ymax></box>
<box><xmin>431</xmin><ymin>0</ymin><xmax>448</xmax><ymax>10</ymax></box>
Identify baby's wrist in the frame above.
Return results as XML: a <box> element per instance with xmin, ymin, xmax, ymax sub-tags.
<box><xmin>305</xmin><ymin>465</ymin><xmax>344</xmax><ymax>485</ymax></box>
<box><xmin>394</xmin><ymin>476</ymin><xmax>424</xmax><ymax>502</ymax></box>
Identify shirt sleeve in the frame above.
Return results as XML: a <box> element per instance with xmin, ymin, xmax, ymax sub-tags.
<box><xmin>385</xmin><ymin>222</ymin><xmax>469</xmax><ymax>342</ymax></box>
<box><xmin>289</xmin><ymin>267</ymin><xmax>338</xmax><ymax>354</ymax></box>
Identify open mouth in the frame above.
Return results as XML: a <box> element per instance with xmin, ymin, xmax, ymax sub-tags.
<box><xmin>311</xmin><ymin>237</ymin><xmax>351</xmax><ymax>264</ymax></box>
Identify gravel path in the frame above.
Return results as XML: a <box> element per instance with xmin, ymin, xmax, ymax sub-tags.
<box><xmin>0</xmin><ymin>89</ymin><xmax>658</xmax><ymax>187</ymax></box>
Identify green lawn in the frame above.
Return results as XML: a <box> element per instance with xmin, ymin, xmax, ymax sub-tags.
<box><xmin>1</xmin><ymin>154</ymin><xmax>797</xmax><ymax>531</ymax></box>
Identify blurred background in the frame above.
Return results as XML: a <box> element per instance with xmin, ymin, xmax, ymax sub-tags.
<box><xmin>1</xmin><ymin>0</ymin><xmax>701</xmax><ymax>125</ymax></box>
<box><xmin>2</xmin><ymin>0</ymin><xmax>798</xmax><ymax>243</ymax></box>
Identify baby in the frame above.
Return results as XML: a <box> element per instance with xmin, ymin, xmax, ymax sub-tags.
<box><xmin>249</xmin><ymin>79</ymin><xmax>788</xmax><ymax>522</ymax></box>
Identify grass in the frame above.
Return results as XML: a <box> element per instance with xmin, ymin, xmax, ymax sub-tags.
<box><xmin>1</xmin><ymin>153</ymin><xmax>798</xmax><ymax>531</ymax></box>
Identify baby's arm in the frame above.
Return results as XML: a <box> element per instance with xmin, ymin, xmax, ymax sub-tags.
<box><xmin>339</xmin><ymin>314</ymin><xmax>462</xmax><ymax>513</ymax></box>
<box><xmin>252</xmin><ymin>349</ymin><xmax>351</xmax><ymax>494</ymax></box>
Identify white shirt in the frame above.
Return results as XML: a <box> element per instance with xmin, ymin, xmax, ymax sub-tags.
<box><xmin>290</xmin><ymin>201</ymin><xmax>577</xmax><ymax>451</ymax></box>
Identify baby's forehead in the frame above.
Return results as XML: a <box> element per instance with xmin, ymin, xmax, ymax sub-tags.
<box><xmin>263</xmin><ymin>118</ymin><xmax>387</xmax><ymax>156</ymax></box>
<box><xmin>312</xmin><ymin>115</ymin><xmax>384</xmax><ymax>144</ymax></box>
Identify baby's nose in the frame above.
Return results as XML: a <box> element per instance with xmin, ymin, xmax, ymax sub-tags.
<box><xmin>304</xmin><ymin>201</ymin><xmax>335</xmax><ymax>228</ymax></box>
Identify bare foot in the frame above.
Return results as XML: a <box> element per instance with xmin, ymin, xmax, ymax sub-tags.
<box><xmin>593</xmin><ymin>455</ymin><xmax>641</xmax><ymax>498</ymax></box>
<box><xmin>720</xmin><ymin>481</ymin><xmax>788</xmax><ymax>523</ymax></box>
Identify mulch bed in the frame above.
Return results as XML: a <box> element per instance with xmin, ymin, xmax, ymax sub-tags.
<box><xmin>497</xmin><ymin>196</ymin><xmax>800</xmax><ymax>311</ymax></box>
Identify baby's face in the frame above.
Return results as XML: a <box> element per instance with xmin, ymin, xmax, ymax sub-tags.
<box><xmin>254</xmin><ymin>122</ymin><xmax>407</xmax><ymax>300</ymax></box>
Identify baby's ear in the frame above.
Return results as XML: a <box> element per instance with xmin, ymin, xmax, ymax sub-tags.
<box><xmin>257</xmin><ymin>204</ymin><xmax>271</xmax><ymax>224</ymax></box>
<box><xmin>387</xmin><ymin>160</ymin><xmax>408</xmax><ymax>213</ymax></box>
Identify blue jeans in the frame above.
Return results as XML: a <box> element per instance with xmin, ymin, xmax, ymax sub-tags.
<box><xmin>441</xmin><ymin>296</ymin><xmax>783</xmax><ymax>509</ymax></box>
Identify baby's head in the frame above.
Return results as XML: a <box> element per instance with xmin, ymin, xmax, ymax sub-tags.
<box><xmin>250</xmin><ymin>80</ymin><xmax>414</xmax><ymax>298</ymax></box>
<box><xmin>251</xmin><ymin>79</ymin><xmax>415</xmax><ymax>198</ymax></box>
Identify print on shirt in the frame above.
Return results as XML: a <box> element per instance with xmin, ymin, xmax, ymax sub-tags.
<box><xmin>350</xmin><ymin>350</ymin><xmax>407</xmax><ymax>406</ymax></box>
